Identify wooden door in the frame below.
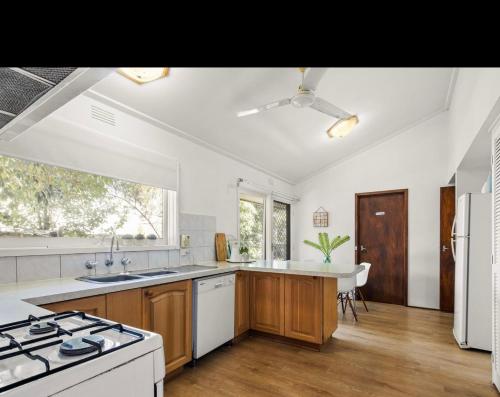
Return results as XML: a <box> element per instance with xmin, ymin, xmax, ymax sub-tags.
<box><xmin>440</xmin><ymin>186</ymin><xmax>456</xmax><ymax>312</ymax></box>
<box><xmin>106</xmin><ymin>288</ymin><xmax>142</xmax><ymax>328</ymax></box>
<box><xmin>355</xmin><ymin>189</ymin><xmax>408</xmax><ymax>305</ymax></box>
<box><xmin>250</xmin><ymin>272</ymin><xmax>284</xmax><ymax>335</ymax></box>
<box><xmin>235</xmin><ymin>271</ymin><xmax>250</xmax><ymax>336</ymax></box>
<box><xmin>143</xmin><ymin>280</ymin><xmax>192</xmax><ymax>374</ymax></box>
<box><xmin>42</xmin><ymin>295</ymin><xmax>106</xmax><ymax>317</ymax></box>
<box><xmin>284</xmin><ymin>275</ymin><xmax>322</xmax><ymax>343</ymax></box>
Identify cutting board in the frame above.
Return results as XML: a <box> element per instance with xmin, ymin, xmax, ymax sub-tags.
<box><xmin>215</xmin><ymin>233</ymin><xmax>227</xmax><ymax>261</ymax></box>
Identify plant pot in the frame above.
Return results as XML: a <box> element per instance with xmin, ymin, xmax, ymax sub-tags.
<box><xmin>323</xmin><ymin>255</ymin><xmax>331</xmax><ymax>264</ymax></box>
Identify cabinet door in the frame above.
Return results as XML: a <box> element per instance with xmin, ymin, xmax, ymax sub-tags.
<box><xmin>250</xmin><ymin>272</ymin><xmax>284</xmax><ymax>335</ymax></box>
<box><xmin>106</xmin><ymin>289</ymin><xmax>142</xmax><ymax>328</ymax></box>
<box><xmin>42</xmin><ymin>295</ymin><xmax>106</xmax><ymax>318</ymax></box>
<box><xmin>143</xmin><ymin>280</ymin><xmax>192</xmax><ymax>374</ymax></box>
<box><xmin>284</xmin><ymin>275</ymin><xmax>322</xmax><ymax>343</ymax></box>
<box><xmin>235</xmin><ymin>271</ymin><xmax>250</xmax><ymax>336</ymax></box>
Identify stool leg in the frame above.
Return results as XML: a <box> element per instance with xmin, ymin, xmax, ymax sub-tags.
<box><xmin>358</xmin><ymin>287</ymin><xmax>369</xmax><ymax>312</ymax></box>
<box><xmin>346</xmin><ymin>292</ymin><xmax>358</xmax><ymax>321</ymax></box>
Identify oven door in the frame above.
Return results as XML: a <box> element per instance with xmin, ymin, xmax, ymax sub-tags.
<box><xmin>51</xmin><ymin>353</ymin><xmax>159</xmax><ymax>397</ymax></box>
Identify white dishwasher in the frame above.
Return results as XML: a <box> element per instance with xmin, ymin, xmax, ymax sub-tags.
<box><xmin>193</xmin><ymin>273</ymin><xmax>235</xmax><ymax>359</ymax></box>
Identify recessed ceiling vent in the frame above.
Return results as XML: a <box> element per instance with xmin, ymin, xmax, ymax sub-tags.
<box><xmin>90</xmin><ymin>105</ymin><xmax>116</xmax><ymax>126</ymax></box>
<box><xmin>0</xmin><ymin>67</ymin><xmax>114</xmax><ymax>141</ymax></box>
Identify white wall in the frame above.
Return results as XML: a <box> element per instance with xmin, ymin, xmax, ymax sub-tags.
<box><xmin>456</xmin><ymin>168</ymin><xmax>490</xmax><ymax>199</ymax></box>
<box><xmin>447</xmin><ymin>68</ymin><xmax>500</xmax><ymax>179</ymax></box>
<box><xmin>0</xmin><ymin>95</ymin><xmax>294</xmax><ymax>241</ymax></box>
<box><xmin>293</xmin><ymin>113</ymin><xmax>450</xmax><ymax>309</ymax></box>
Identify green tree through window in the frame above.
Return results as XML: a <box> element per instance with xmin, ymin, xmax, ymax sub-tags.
<box><xmin>0</xmin><ymin>155</ymin><xmax>164</xmax><ymax>239</ymax></box>
<box><xmin>239</xmin><ymin>197</ymin><xmax>264</xmax><ymax>259</ymax></box>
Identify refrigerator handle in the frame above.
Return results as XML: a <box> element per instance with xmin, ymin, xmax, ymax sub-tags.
<box><xmin>449</xmin><ymin>214</ymin><xmax>457</xmax><ymax>262</ymax></box>
<box><xmin>451</xmin><ymin>237</ymin><xmax>456</xmax><ymax>262</ymax></box>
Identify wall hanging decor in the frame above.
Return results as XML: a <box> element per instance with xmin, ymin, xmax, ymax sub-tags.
<box><xmin>313</xmin><ymin>207</ymin><xmax>328</xmax><ymax>227</ymax></box>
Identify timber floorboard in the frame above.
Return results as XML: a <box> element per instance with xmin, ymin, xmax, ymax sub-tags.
<box><xmin>165</xmin><ymin>302</ymin><xmax>497</xmax><ymax>396</ymax></box>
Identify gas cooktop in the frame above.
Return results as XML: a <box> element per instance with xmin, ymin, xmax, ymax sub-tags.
<box><xmin>0</xmin><ymin>311</ymin><xmax>144</xmax><ymax>393</ymax></box>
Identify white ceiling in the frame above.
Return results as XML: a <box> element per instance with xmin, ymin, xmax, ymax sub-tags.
<box><xmin>90</xmin><ymin>68</ymin><xmax>454</xmax><ymax>183</ymax></box>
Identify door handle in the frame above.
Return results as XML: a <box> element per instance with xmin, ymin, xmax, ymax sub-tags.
<box><xmin>442</xmin><ymin>245</ymin><xmax>448</xmax><ymax>252</ymax></box>
<box><xmin>360</xmin><ymin>245</ymin><xmax>367</xmax><ymax>252</ymax></box>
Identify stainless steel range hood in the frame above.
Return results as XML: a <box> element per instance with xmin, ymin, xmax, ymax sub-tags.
<box><xmin>0</xmin><ymin>68</ymin><xmax>114</xmax><ymax>141</ymax></box>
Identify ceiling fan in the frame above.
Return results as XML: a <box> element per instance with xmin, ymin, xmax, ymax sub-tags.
<box><xmin>237</xmin><ymin>68</ymin><xmax>359</xmax><ymax>138</ymax></box>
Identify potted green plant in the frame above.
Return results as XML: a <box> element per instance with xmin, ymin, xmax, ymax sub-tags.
<box><xmin>239</xmin><ymin>245</ymin><xmax>249</xmax><ymax>261</ymax></box>
<box><xmin>303</xmin><ymin>232</ymin><xmax>350</xmax><ymax>263</ymax></box>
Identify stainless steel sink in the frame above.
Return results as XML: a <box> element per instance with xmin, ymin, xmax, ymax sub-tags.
<box><xmin>135</xmin><ymin>270</ymin><xmax>178</xmax><ymax>277</ymax></box>
<box><xmin>77</xmin><ymin>264</ymin><xmax>218</xmax><ymax>283</ymax></box>
<box><xmin>77</xmin><ymin>274</ymin><xmax>145</xmax><ymax>283</ymax></box>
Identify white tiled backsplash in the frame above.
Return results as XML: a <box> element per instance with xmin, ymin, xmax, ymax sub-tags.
<box><xmin>0</xmin><ymin>213</ymin><xmax>216</xmax><ymax>284</ymax></box>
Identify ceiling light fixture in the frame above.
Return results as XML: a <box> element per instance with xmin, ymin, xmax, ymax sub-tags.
<box><xmin>118</xmin><ymin>68</ymin><xmax>169</xmax><ymax>84</ymax></box>
<box><xmin>326</xmin><ymin>115</ymin><xmax>359</xmax><ymax>138</ymax></box>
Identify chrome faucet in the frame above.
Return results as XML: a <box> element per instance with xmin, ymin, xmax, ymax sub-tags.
<box><xmin>121</xmin><ymin>257</ymin><xmax>131</xmax><ymax>274</ymax></box>
<box><xmin>105</xmin><ymin>232</ymin><xmax>120</xmax><ymax>268</ymax></box>
<box><xmin>85</xmin><ymin>260</ymin><xmax>98</xmax><ymax>270</ymax></box>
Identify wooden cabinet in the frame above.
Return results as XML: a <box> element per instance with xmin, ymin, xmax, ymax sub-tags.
<box><xmin>142</xmin><ymin>280</ymin><xmax>192</xmax><ymax>374</ymax></box>
<box><xmin>234</xmin><ymin>271</ymin><xmax>250</xmax><ymax>336</ymax></box>
<box><xmin>250</xmin><ymin>272</ymin><xmax>284</xmax><ymax>335</ymax></box>
<box><xmin>42</xmin><ymin>295</ymin><xmax>106</xmax><ymax>317</ymax></box>
<box><xmin>284</xmin><ymin>275</ymin><xmax>322</xmax><ymax>343</ymax></box>
<box><xmin>106</xmin><ymin>288</ymin><xmax>142</xmax><ymax>328</ymax></box>
<box><xmin>321</xmin><ymin>277</ymin><xmax>338</xmax><ymax>343</ymax></box>
<box><xmin>247</xmin><ymin>272</ymin><xmax>338</xmax><ymax>346</ymax></box>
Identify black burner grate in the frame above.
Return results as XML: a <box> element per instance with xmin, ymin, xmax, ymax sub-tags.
<box><xmin>0</xmin><ymin>311</ymin><xmax>145</xmax><ymax>394</ymax></box>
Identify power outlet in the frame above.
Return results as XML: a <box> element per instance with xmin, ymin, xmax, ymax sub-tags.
<box><xmin>180</xmin><ymin>234</ymin><xmax>190</xmax><ymax>248</ymax></box>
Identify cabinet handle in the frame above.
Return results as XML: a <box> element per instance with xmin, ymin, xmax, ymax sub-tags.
<box><xmin>145</xmin><ymin>291</ymin><xmax>153</xmax><ymax>298</ymax></box>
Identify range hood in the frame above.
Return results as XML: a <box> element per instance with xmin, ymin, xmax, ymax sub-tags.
<box><xmin>0</xmin><ymin>68</ymin><xmax>114</xmax><ymax>141</ymax></box>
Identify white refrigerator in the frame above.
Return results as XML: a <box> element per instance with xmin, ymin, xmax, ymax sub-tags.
<box><xmin>453</xmin><ymin>192</ymin><xmax>492</xmax><ymax>351</ymax></box>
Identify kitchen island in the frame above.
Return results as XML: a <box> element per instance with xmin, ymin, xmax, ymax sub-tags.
<box><xmin>235</xmin><ymin>260</ymin><xmax>364</xmax><ymax>349</ymax></box>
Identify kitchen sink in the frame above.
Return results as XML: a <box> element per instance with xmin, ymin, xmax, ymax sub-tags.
<box><xmin>77</xmin><ymin>274</ymin><xmax>145</xmax><ymax>283</ymax></box>
<box><xmin>77</xmin><ymin>264</ymin><xmax>218</xmax><ymax>283</ymax></box>
<box><xmin>135</xmin><ymin>270</ymin><xmax>179</xmax><ymax>277</ymax></box>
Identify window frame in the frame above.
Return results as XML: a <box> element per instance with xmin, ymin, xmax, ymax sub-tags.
<box><xmin>0</xmin><ymin>155</ymin><xmax>179</xmax><ymax>257</ymax></box>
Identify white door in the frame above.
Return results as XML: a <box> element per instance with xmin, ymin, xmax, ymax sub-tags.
<box><xmin>454</xmin><ymin>194</ymin><xmax>469</xmax><ymax>346</ymax></box>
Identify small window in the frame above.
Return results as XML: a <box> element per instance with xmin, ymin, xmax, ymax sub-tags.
<box><xmin>239</xmin><ymin>193</ymin><xmax>265</xmax><ymax>260</ymax></box>
<box><xmin>0</xmin><ymin>155</ymin><xmax>176</xmax><ymax>248</ymax></box>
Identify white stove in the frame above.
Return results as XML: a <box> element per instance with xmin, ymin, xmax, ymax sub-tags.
<box><xmin>0</xmin><ymin>311</ymin><xmax>164</xmax><ymax>396</ymax></box>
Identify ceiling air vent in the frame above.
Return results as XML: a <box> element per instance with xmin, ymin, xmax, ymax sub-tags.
<box><xmin>90</xmin><ymin>105</ymin><xmax>116</xmax><ymax>126</ymax></box>
<box><xmin>0</xmin><ymin>67</ymin><xmax>114</xmax><ymax>141</ymax></box>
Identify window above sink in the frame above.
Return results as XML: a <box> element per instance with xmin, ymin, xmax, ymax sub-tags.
<box><xmin>0</xmin><ymin>154</ymin><xmax>178</xmax><ymax>255</ymax></box>
<box><xmin>0</xmin><ymin>94</ymin><xmax>180</xmax><ymax>256</ymax></box>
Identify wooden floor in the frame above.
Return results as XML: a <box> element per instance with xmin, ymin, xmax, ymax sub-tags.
<box><xmin>165</xmin><ymin>302</ymin><xmax>497</xmax><ymax>396</ymax></box>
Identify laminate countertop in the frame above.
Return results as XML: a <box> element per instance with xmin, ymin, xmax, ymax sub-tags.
<box><xmin>0</xmin><ymin>260</ymin><xmax>364</xmax><ymax>323</ymax></box>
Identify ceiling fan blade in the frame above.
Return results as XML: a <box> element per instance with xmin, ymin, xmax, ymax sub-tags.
<box><xmin>302</xmin><ymin>68</ymin><xmax>328</xmax><ymax>91</ymax></box>
<box><xmin>311</xmin><ymin>97</ymin><xmax>351</xmax><ymax>119</ymax></box>
<box><xmin>237</xmin><ymin>98</ymin><xmax>291</xmax><ymax>117</ymax></box>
